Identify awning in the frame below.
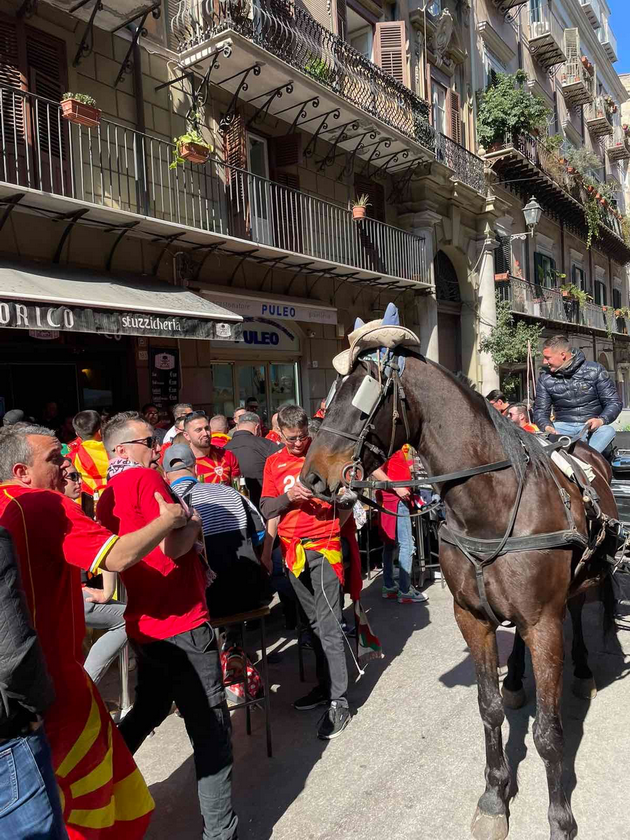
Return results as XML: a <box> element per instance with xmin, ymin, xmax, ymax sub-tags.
<box><xmin>201</xmin><ymin>287</ymin><xmax>337</xmax><ymax>325</ymax></box>
<box><xmin>0</xmin><ymin>261</ymin><xmax>241</xmax><ymax>340</ymax></box>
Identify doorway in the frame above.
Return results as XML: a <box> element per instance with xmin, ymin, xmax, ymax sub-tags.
<box><xmin>246</xmin><ymin>133</ymin><xmax>272</xmax><ymax>245</ymax></box>
<box><xmin>207</xmin><ymin>361</ymin><xmax>300</xmax><ymax>426</ymax></box>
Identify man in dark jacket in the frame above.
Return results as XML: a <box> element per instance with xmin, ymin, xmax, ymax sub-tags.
<box><xmin>0</xmin><ymin>526</ymin><xmax>66</xmax><ymax>837</ymax></box>
<box><xmin>533</xmin><ymin>335</ymin><xmax>622</xmax><ymax>453</ymax></box>
<box><xmin>225</xmin><ymin>411</ymin><xmax>281</xmax><ymax>508</ymax></box>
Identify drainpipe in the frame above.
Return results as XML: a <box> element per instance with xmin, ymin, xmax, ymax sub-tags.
<box><xmin>130</xmin><ymin>26</ymin><xmax>150</xmax><ymax>216</ymax></box>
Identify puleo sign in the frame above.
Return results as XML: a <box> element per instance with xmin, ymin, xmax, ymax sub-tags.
<box><xmin>208</xmin><ymin>290</ymin><xmax>337</xmax><ymax>325</ymax></box>
<box><xmin>0</xmin><ymin>299</ymin><xmax>236</xmax><ymax>341</ymax></box>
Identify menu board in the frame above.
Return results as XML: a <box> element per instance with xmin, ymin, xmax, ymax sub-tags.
<box><xmin>150</xmin><ymin>347</ymin><xmax>180</xmax><ymax>408</ymax></box>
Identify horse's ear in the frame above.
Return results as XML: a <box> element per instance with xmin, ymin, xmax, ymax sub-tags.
<box><xmin>353</xmin><ymin>317</ymin><xmax>365</xmax><ymax>330</ymax></box>
<box><xmin>381</xmin><ymin>302</ymin><xmax>400</xmax><ymax>326</ymax></box>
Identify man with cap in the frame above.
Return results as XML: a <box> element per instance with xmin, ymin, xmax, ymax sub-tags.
<box><xmin>164</xmin><ymin>444</ymin><xmax>267</xmax><ymax>618</ymax></box>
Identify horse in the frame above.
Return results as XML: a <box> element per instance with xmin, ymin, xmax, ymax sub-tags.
<box><xmin>300</xmin><ymin>349</ymin><xmax>619</xmax><ymax>840</ymax></box>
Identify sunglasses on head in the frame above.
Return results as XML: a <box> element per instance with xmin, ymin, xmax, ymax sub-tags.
<box><xmin>120</xmin><ymin>436</ymin><xmax>159</xmax><ymax>450</ymax></box>
<box><xmin>183</xmin><ymin>411</ymin><xmax>207</xmax><ymax>421</ymax></box>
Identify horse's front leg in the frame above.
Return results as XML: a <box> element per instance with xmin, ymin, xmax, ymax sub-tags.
<box><xmin>567</xmin><ymin>594</ymin><xmax>597</xmax><ymax>700</ymax></box>
<box><xmin>524</xmin><ymin>618</ymin><xmax>578</xmax><ymax>840</ymax></box>
<box><xmin>454</xmin><ymin>602</ymin><xmax>510</xmax><ymax>840</ymax></box>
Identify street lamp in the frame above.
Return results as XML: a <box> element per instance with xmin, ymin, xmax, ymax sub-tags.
<box><xmin>510</xmin><ymin>196</ymin><xmax>542</xmax><ymax>241</ymax></box>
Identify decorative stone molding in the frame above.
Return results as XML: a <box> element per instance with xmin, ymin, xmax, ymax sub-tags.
<box><xmin>476</xmin><ymin>20</ymin><xmax>515</xmax><ymax>67</ymax></box>
<box><xmin>410</xmin><ymin>8</ymin><xmax>466</xmax><ymax>78</ymax></box>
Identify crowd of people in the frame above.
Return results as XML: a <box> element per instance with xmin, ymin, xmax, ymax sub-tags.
<box><xmin>0</xmin><ymin>389</ymin><xmax>432</xmax><ymax>840</ymax></box>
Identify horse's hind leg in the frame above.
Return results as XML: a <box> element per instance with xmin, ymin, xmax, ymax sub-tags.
<box><xmin>454</xmin><ymin>603</ymin><xmax>510</xmax><ymax>840</ymax></box>
<box><xmin>525</xmin><ymin>619</ymin><xmax>578</xmax><ymax>840</ymax></box>
<box><xmin>502</xmin><ymin>630</ymin><xmax>526</xmax><ymax>709</ymax></box>
<box><xmin>567</xmin><ymin>594</ymin><xmax>597</xmax><ymax>700</ymax></box>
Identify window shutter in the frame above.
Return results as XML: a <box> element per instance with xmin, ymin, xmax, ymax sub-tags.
<box><xmin>269</xmin><ymin>136</ymin><xmax>302</xmax><ymax>253</ymax></box>
<box><xmin>494</xmin><ymin>234</ymin><xmax>512</xmax><ymax>275</ymax></box>
<box><xmin>449</xmin><ymin>90</ymin><xmax>462</xmax><ymax>145</ymax></box>
<box><xmin>222</xmin><ymin>113</ymin><xmax>248</xmax><ymax>237</ymax></box>
<box><xmin>564</xmin><ymin>27</ymin><xmax>579</xmax><ymax>63</ymax></box>
<box><xmin>613</xmin><ymin>288</ymin><xmax>622</xmax><ymax>309</ymax></box>
<box><xmin>269</xmin><ymin>134</ymin><xmax>301</xmax><ymax>173</ymax></box>
<box><xmin>222</xmin><ymin>112</ymin><xmax>247</xmax><ymax>171</ymax></box>
<box><xmin>533</xmin><ymin>252</ymin><xmax>544</xmax><ymax>292</ymax></box>
<box><xmin>336</xmin><ymin>0</ymin><xmax>347</xmax><ymax>39</ymax></box>
<box><xmin>374</xmin><ymin>21</ymin><xmax>409</xmax><ymax>88</ymax></box>
<box><xmin>25</xmin><ymin>27</ymin><xmax>66</xmax><ymax>161</ymax></box>
<box><xmin>0</xmin><ymin>18</ymin><xmax>25</xmax><ymax>145</ymax></box>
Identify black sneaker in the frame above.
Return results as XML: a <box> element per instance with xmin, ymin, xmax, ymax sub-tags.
<box><xmin>317</xmin><ymin>701</ymin><xmax>351</xmax><ymax>740</ymax></box>
<box><xmin>293</xmin><ymin>686</ymin><xmax>329</xmax><ymax>711</ymax></box>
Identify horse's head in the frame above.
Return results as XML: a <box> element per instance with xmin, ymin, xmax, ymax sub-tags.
<box><xmin>301</xmin><ymin>359</ymin><xmax>412</xmax><ymax>500</ymax></box>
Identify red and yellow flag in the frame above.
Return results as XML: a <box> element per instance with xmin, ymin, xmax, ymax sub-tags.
<box><xmin>280</xmin><ymin>535</ymin><xmax>343</xmax><ymax>583</ymax></box>
<box><xmin>74</xmin><ymin>440</ymin><xmax>109</xmax><ymax>497</ymax></box>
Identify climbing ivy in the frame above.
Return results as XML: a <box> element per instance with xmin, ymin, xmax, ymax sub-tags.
<box><xmin>480</xmin><ymin>296</ymin><xmax>544</xmax><ymax>370</ymax></box>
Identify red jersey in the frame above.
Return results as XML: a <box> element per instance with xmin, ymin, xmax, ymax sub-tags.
<box><xmin>0</xmin><ymin>485</ymin><xmax>153</xmax><ymax>838</ymax></box>
<box><xmin>265</xmin><ymin>430</ymin><xmax>282</xmax><ymax>444</ymax></box>
<box><xmin>261</xmin><ymin>443</ymin><xmax>339</xmax><ymax>542</ymax></box>
<box><xmin>97</xmin><ymin>467</ymin><xmax>208</xmax><ymax>643</ymax></box>
<box><xmin>377</xmin><ymin>446</ymin><xmax>413</xmax><ymax>544</ymax></box>
<box><xmin>210</xmin><ymin>432</ymin><xmax>230</xmax><ymax>448</ymax></box>
<box><xmin>196</xmin><ymin>446</ymin><xmax>240</xmax><ymax>485</ymax></box>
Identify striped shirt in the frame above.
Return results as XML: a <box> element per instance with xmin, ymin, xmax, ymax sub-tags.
<box><xmin>171</xmin><ymin>478</ymin><xmax>261</xmax><ymax>537</ymax></box>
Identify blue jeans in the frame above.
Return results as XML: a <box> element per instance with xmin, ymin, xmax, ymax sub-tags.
<box><xmin>553</xmin><ymin>421</ymin><xmax>616</xmax><ymax>454</ymax></box>
<box><xmin>383</xmin><ymin>501</ymin><xmax>414</xmax><ymax>593</ymax></box>
<box><xmin>0</xmin><ymin>726</ymin><xmax>67</xmax><ymax>839</ymax></box>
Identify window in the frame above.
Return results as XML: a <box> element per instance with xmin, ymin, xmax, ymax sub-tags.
<box><xmin>350</xmin><ymin>28</ymin><xmax>373</xmax><ymax>60</ymax></box>
<box><xmin>427</xmin><ymin>0</ymin><xmax>441</xmax><ymax>14</ymax></box>
<box><xmin>613</xmin><ymin>288</ymin><xmax>622</xmax><ymax>309</ymax></box>
<box><xmin>485</xmin><ymin>48</ymin><xmax>507</xmax><ymax>89</ymax></box>
<box><xmin>432</xmin><ymin>82</ymin><xmax>447</xmax><ymax>134</ymax></box>
<box><xmin>529</xmin><ymin>0</ymin><xmax>543</xmax><ymax>23</ymax></box>
<box><xmin>494</xmin><ymin>235</ymin><xmax>512</xmax><ymax>276</ymax></box>
<box><xmin>572</xmin><ymin>264</ymin><xmax>588</xmax><ymax>293</ymax></box>
<box><xmin>534</xmin><ymin>252</ymin><xmax>557</xmax><ymax>289</ymax></box>
<box><xmin>594</xmin><ymin>280</ymin><xmax>608</xmax><ymax>306</ymax></box>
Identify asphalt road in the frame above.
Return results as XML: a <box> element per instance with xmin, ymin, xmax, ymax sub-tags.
<box><xmin>134</xmin><ymin>572</ymin><xmax>630</xmax><ymax>840</ymax></box>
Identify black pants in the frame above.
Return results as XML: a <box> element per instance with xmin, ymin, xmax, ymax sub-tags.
<box><xmin>290</xmin><ymin>550</ymin><xmax>348</xmax><ymax>705</ymax></box>
<box><xmin>119</xmin><ymin>622</ymin><xmax>237</xmax><ymax>840</ymax></box>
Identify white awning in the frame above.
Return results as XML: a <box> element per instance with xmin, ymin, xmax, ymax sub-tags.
<box><xmin>0</xmin><ymin>261</ymin><xmax>241</xmax><ymax>340</ymax></box>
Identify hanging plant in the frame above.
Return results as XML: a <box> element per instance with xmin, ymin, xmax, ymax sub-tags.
<box><xmin>170</xmin><ymin>127</ymin><xmax>213</xmax><ymax>169</ymax></box>
<box><xmin>583</xmin><ymin>193</ymin><xmax>602</xmax><ymax>249</ymax></box>
<box><xmin>476</xmin><ymin>70</ymin><xmax>551</xmax><ymax>149</ymax></box>
<box><xmin>480</xmin><ymin>296</ymin><xmax>544</xmax><ymax>373</ymax></box>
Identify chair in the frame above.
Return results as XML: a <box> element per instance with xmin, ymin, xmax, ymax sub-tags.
<box><xmin>210</xmin><ymin>605</ymin><xmax>272</xmax><ymax>758</ymax></box>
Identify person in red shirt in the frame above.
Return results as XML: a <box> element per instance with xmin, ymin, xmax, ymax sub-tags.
<box><xmin>260</xmin><ymin>404</ymin><xmax>351</xmax><ymax>741</ymax></box>
<box><xmin>372</xmin><ymin>446</ymin><xmax>429</xmax><ymax>604</ymax></box>
<box><xmin>507</xmin><ymin>403</ymin><xmax>540</xmax><ymax>433</ymax></box>
<box><xmin>184</xmin><ymin>412</ymin><xmax>240</xmax><ymax>484</ymax></box>
<box><xmin>210</xmin><ymin>414</ymin><xmax>230</xmax><ymax>448</ymax></box>
<box><xmin>98</xmin><ymin>411</ymin><xmax>238</xmax><ymax>840</ymax></box>
<box><xmin>0</xmin><ymin>423</ymin><xmax>188</xmax><ymax>838</ymax></box>
<box><xmin>265</xmin><ymin>411</ymin><xmax>282</xmax><ymax>444</ymax></box>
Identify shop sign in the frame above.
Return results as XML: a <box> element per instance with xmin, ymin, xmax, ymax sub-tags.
<box><xmin>28</xmin><ymin>330</ymin><xmax>59</xmax><ymax>340</ymax></box>
<box><xmin>150</xmin><ymin>348</ymin><xmax>180</xmax><ymax>407</ymax></box>
<box><xmin>210</xmin><ymin>318</ymin><xmax>300</xmax><ymax>352</ymax></box>
<box><xmin>0</xmin><ymin>299</ymin><xmax>235</xmax><ymax>341</ymax></box>
<box><xmin>209</xmin><ymin>291</ymin><xmax>337</xmax><ymax>325</ymax></box>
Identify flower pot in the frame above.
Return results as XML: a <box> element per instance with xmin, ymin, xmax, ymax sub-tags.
<box><xmin>567</xmin><ymin>166</ymin><xmax>575</xmax><ymax>174</ymax></box>
<box><xmin>352</xmin><ymin>206</ymin><xmax>367</xmax><ymax>221</ymax></box>
<box><xmin>178</xmin><ymin>142</ymin><xmax>210</xmax><ymax>164</ymax></box>
<box><xmin>60</xmin><ymin>98</ymin><xmax>101</xmax><ymax>128</ymax></box>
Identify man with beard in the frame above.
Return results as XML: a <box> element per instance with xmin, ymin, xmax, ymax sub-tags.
<box><xmin>183</xmin><ymin>412</ymin><xmax>240</xmax><ymax>485</ymax></box>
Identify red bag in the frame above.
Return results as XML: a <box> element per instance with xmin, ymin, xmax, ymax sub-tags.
<box><xmin>220</xmin><ymin>644</ymin><xmax>263</xmax><ymax>703</ymax></box>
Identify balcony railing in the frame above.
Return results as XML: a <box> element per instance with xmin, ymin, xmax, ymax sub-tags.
<box><xmin>559</xmin><ymin>58</ymin><xmax>594</xmax><ymax>107</ymax></box>
<box><xmin>0</xmin><ymin>85</ymin><xmax>427</xmax><ymax>284</ymax></box>
<box><xmin>579</xmin><ymin>0</ymin><xmax>602</xmax><ymax>29</ymax></box>
<box><xmin>606</xmin><ymin>127</ymin><xmax>630</xmax><ymax>161</ymax></box>
<box><xmin>526</xmin><ymin>5</ymin><xmax>566</xmax><ymax>69</ymax></box>
<box><xmin>172</xmin><ymin>0</ymin><xmax>434</xmax><ymax>152</ymax></box>
<box><xmin>436</xmin><ymin>133</ymin><xmax>486</xmax><ymax>194</ymax></box>
<box><xmin>585</xmin><ymin>95</ymin><xmax>614</xmax><ymax>137</ymax></box>
<box><xmin>498</xmin><ymin>277</ymin><xmax>628</xmax><ymax>335</ymax></box>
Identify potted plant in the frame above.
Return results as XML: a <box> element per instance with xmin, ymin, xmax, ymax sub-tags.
<box><xmin>60</xmin><ymin>92</ymin><xmax>101</xmax><ymax>128</ymax></box>
<box><xmin>559</xmin><ymin>283</ymin><xmax>591</xmax><ymax>306</ymax></box>
<box><xmin>476</xmin><ymin>70</ymin><xmax>551</xmax><ymax>150</ymax></box>
<box><xmin>351</xmin><ymin>194</ymin><xmax>370</xmax><ymax>221</ymax></box>
<box><xmin>170</xmin><ymin>128</ymin><xmax>213</xmax><ymax>168</ymax></box>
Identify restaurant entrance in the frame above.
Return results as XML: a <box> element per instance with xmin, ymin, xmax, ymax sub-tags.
<box><xmin>208</xmin><ymin>361</ymin><xmax>300</xmax><ymax>427</ymax></box>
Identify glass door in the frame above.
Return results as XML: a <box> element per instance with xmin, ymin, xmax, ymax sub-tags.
<box><xmin>236</xmin><ymin>363</ymin><xmax>268</xmax><ymax>425</ymax></box>
<box><xmin>246</xmin><ymin>133</ymin><xmax>273</xmax><ymax>245</ymax></box>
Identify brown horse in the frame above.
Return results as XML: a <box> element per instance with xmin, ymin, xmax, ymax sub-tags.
<box><xmin>301</xmin><ymin>351</ymin><xmax>618</xmax><ymax>840</ymax></box>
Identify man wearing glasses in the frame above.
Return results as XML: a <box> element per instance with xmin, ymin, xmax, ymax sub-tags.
<box><xmin>183</xmin><ymin>412</ymin><xmax>240</xmax><ymax>485</ymax></box>
<box><xmin>97</xmin><ymin>411</ymin><xmax>238</xmax><ymax>840</ymax></box>
<box><xmin>260</xmin><ymin>405</ymin><xmax>352</xmax><ymax>741</ymax></box>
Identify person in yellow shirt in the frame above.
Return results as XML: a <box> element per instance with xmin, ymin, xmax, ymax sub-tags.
<box><xmin>72</xmin><ymin>410</ymin><xmax>109</xmax><ymax>500</ymax></box>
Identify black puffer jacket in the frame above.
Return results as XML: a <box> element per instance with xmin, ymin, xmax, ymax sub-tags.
<box><xmin>533</xmin><ymin>349</ymin><xmax>622</xmax><ymax>428</ymax></box>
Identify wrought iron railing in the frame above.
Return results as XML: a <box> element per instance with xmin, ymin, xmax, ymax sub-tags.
<box><xmin>436</xmin><ymin>133</ymin><xmax>485</xmax><ymax>194</ymax></box>
<box><xmin>0</xmin><ymin>85</ymin><xmax>427</xmax><ymax>284</ymax></box>
<box><xmin>585</xmin><ymin>95</ymin><xmax>614</xmax><ymax>128</ymax></box>
<box><xmin>498</xmin><ymin>277</ymin><xmax>628</xmax><ymax>335</ymax></box>
<box><xmin>171</xmin><ymin>0</ymin><xmax>435</xmax><ymax>152</ymax></box>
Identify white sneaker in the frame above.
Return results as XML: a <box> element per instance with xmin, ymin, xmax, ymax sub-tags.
<box><xmin>397</xmin><ymin>586</ymin><xmax>429</xmax><ymax>604</ymax></box>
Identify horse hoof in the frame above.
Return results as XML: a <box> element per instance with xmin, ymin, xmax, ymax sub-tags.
<box><xmin>502</xmin><ymin>686</ymin><xmax>526</xmax><ymax>709</ymax></box>
<box><xmin>572</xmin><ymin>676</ymin><xmax>597</xmax><ymax>700</ymax></box>
<box><xmin>471</xmin><ymin>807</ymin><xmax>509</xmax><ymax>840</ymax></box>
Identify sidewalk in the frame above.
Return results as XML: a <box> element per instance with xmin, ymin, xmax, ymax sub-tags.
<box><xmin>135</xmin><ymin>573</ymin><xmax>630</xmax><ymax>840</ymax></box>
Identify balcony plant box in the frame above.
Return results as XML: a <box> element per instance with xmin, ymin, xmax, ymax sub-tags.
<box><xmin>60</xmin><ymin>93</ymin><xmax>100</xmax><ymax>128</ymax></box>
<box><xmin>170</xmin><ymin>129</ymin><xmax>213</xmax><ymax>169</ymax></box>
<box><xmin>179</xmin><ymin>142</ymin><xmax>210</xmax><ymax>164</ymax></box>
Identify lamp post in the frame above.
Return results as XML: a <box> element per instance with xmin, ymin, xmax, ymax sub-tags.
<box><xmin>509</xmin><ymin>196</ymin><xmax>543</xmax><ymax>241</ymax></box>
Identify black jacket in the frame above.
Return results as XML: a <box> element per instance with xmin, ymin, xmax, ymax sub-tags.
<box><xmin>533</xmin><ymin>349</ymin><xmax>622</xmax><ymax>428</ymax></box>
<box><xmin>225</xmin><ymin>430</ymin><xmax>282</xmax><ymax>509</ymax></box>
<box><xmin>0</xmin><ymin>527</ymin><xmax>54</xmax><ymax>735</ymax></box>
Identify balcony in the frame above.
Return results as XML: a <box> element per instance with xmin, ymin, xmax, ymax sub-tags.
<box><xmin>436</xmin><ymin>134</ymin><xmax>486</xmax><ymax>195</ymax></box>
<box><xmin>498</xmin><ymin>277</ymin><xmax>628</xmax><ymax>336</ymax></box>
<box><xmin>607</xmin><ymin>127</ymin><xmax>630</xmax><ymax>161</ymax></box>
<box><xmin>585</xmin><ymin>96</ymin><xmax>614</xmax><ymax>138</ymax></box>
<box><xmin>483</xmin><ymin>133</ymin><xmax>630</xmax><ymax>264</ymax></box>
<box><xmin>579</xmin><ymin>0</ymin><xmax>602</xmax><ymax>29</ymax></box>
<box><xmin>599</xmin><ymin>22</ymin><xmax>618</xmax><ymax>63</ymax></box>
<box><xmin>171</xmin><ymin>0</ymin><xmax>434</xmax><ymax>161</ymax></box>
<box><xmin>560</xmin><ymin>58</ymin><xmax>594</xmax><ymax>107</ymax></box>
<box><xmin>491</xmin><ymin>0</ymin><xmax>528</xmax><ymax>12</ymax></box>
<box><xmin>0</xmin><ymin>86</ymin><xmax>427</xmax><ymax>289</ymax></box>
<box><xmin>526</xmin><ymin>6</ymin><xmax>566</xmax><ymax>70</ymax></box>
<box><xmin>41</xmin><ymin>0</ymin><xmax>161</xmax><ymax>32</ymax></box>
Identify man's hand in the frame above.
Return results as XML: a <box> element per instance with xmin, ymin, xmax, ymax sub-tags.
<box><xmin>155</xmin><ymin>493</ymin><xmax>188</xmax><ymax>529</ymax></box>
<box><xmin>545</xmin><ymin>425</ymin><xmax>556</xmax><ymax>434</ymax></box>
<box><xmin>84</xmin><ymin>587</ymin><xmax>111</xmax><ymax>604</ymax></box>
<box><xmin>260</xmin><ymin>547</ymin><xmax>273</xmax><ymax>575</ymax></box>
<box><xmin>585</xmin><ymin>417</ymin><xmax>604</xmax><ymax>431</ymax></box>
<box><xmin>394</xmin><ymin>486</ymin><xmax>411</xmax><ymax>502</ymax></box>
<box><xmin>287</xmin><ymin>482</ymin><xmax>313</xmax><ymax>502</ymax></box>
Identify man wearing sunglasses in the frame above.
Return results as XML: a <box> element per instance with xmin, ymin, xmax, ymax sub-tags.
<box><xmin>260</xmin><ymin>404</ymin><xmax>352</xmax><ymax>741</ymax></box>
<box><xmin>97</xmin><ymin>412</ymin><xmax>238</xmax><ymax>840</ymax></box>
<box><xmin>184</xmin><ymin>412</ymin><xmax>240</xmax><ymax>486</ymax></box>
